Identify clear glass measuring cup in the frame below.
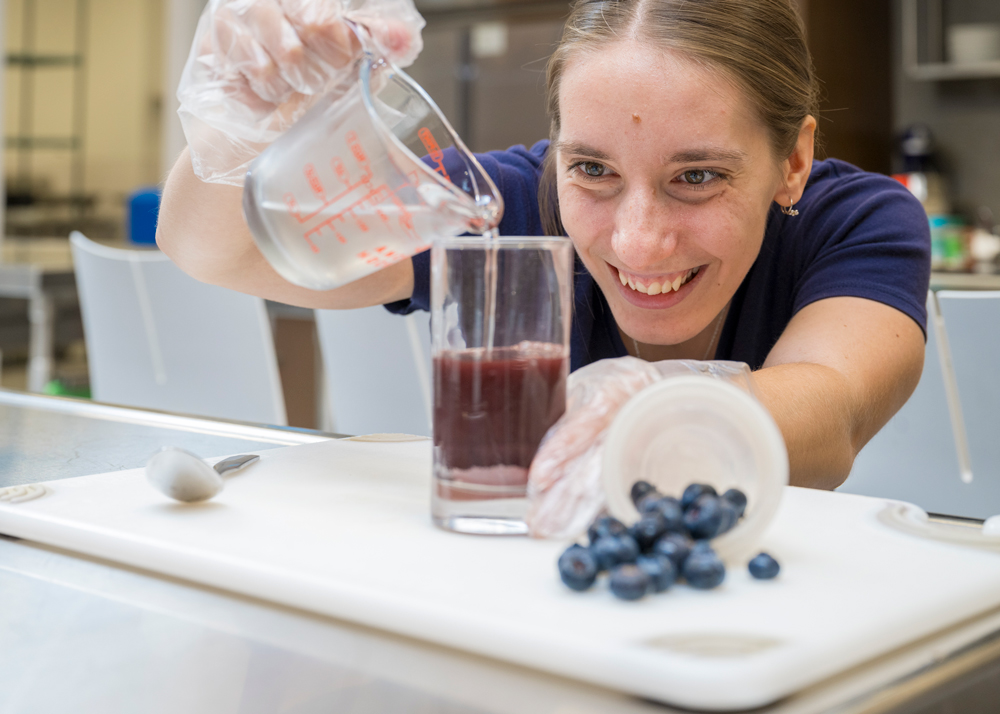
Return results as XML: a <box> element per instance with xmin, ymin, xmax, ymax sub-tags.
<box><xmin>243</xmin><ymin>30</ymin><xmax>503</xmax><ymax>291</ymax></box>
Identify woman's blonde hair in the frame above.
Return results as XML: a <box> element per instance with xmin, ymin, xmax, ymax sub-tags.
<box><xmin>539</xmin><ymin>0</ymin><xmax>820</xmax><ymax>235</ymax></box>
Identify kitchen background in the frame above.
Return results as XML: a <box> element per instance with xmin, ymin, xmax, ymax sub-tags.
<box><xmin>0</xmin><ymin>0</ymin><xmax>997</xmax><ymax>420</ymax></box>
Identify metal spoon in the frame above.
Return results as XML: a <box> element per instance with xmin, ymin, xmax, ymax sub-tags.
<box><xmin>146</xmin><ymin>448</ymin><xmax>259</xmax><ymax>503</ymax></box>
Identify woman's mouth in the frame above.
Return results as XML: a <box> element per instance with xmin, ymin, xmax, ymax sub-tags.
<box><xmin>616</xmin><ymin>266</ymin><xmax>700</xmax><ymax>295</ymax></box>
<box><xmin>610</xmin><ymin>264</ymin><xmax>706</xmax><ymax>308</ymax></box>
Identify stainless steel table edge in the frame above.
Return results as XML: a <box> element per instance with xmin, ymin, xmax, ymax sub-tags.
<box><xmin>771</xmin><ymin>604</ymin><xmax>1000</xmax><ymax>713</ymax></box>
<box><xmin>0</xmin><ymin>388</ymin><xmax>337</xmax><ymax>445</ymax></box>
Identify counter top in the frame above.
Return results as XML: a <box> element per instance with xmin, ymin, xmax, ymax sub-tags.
<box><xmin>1</xmin><ymin>390</ymin><xmax>999</xmax><ymax>713</ymax></box>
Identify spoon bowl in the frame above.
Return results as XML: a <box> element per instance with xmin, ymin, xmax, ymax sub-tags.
<box><xmin>146</xmin><ymin>448</ymin><xmax>259</xmax><ymax>503</ymax></box>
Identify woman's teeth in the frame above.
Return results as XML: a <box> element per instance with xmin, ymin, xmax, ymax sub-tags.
<box><xmin>618</xmin><ymin>267</ymin><xmax>700</xmax><ymax>295</ymax></box>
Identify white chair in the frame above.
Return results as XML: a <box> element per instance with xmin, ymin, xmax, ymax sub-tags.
<box><xmin>840</xmin><ymin>291</ymin><xmax>976</xmax><ymax>514</ymax></box>
<box><xmin>934</xmin><ymin>291</ymin><xmax>1000</xmax><ymax>518</ymax></box>
<box><xmin>70</xmin><ymin>231</ymin><xmax>286</xmax><ymax>424</ymax></box>
<box><xmin>315</xmin><ymin>306</ymin><xmax>432</xmax><ymax>436</ymax></box>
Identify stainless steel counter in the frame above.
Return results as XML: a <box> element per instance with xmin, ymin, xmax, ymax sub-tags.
<box><xmin>0</xmin><ymin>389</ymin><xmax>328</xmax><ymax>487</ymax></box>
<box><xmin>1</xmin><ymin>390</ymin><xmax>999</xmax><ymax>713</ymax></box>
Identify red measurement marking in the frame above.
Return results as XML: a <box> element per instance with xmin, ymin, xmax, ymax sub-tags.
<box><xmin>303</xmin><ymin>233</ymin><xmax>320</xmax><ymax>253</ymax></box>
<box><xmin>287</xmin><ymin>134</ymin><xmax>375</xmax><ymax>225</ymax></box>
<box><xmin>283</xmin><ymin>192</ymin><xmax>301</xmax><ymax>221</ymax></box>
<box><xmin>348</xmin><ymin>131</ymin><xmax>367</xmax><ymax>165</ymax></box>
<box><xmin>304</xmin><ymin>163</ymin><xmax>325</xmax><ymax>198</ymax></box>
<box><xmin>356</xmin><ymin>245</ymin><xmax>402</xmax><ymax>269</ymax></box>
<box><xmin>418</xmin><ymin>127</ymin><xmax>450</xmax><ymax>181</ymax></box>
<box><xmin>331</xmin><ymin>157</ymin><xmax>349</xmax><ymax>187</ymax></box>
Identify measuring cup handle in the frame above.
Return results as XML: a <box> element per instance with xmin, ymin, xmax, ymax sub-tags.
<box><xmin>344</xmin><ymin>20</ymin><xmax>381</xmax><ymax>63</ymax></box>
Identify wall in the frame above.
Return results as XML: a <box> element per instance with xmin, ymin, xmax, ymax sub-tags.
<box><xmin>805</xmin><ymin>0</ymin><xmax>893</xmax><ymax>174</ymax></box>
<box><xmin>893</xmin><ymin>0</ymin><xmax>1000</xmax><ymax>220</ymax></box>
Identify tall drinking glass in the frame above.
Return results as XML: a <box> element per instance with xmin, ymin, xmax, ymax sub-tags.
<box><xmin>431</xmin><ymin>236</ymin><xmax>574</xmax><ymax>535</ymax></box>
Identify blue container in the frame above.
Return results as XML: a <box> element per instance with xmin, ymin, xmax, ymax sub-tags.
<box><xmin>127</xmin><ymin>187</ymin><xmax>161</xmax><ymax>245</ymax></box>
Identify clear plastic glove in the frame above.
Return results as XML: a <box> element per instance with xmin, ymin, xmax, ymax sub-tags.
<box><xmin>526</xmin><ymin>357</ymin><xmax>757</xmax><ymax>540</ymax></box>
<box><xmin>177</xmin><ymin>0</ymin><xmax>425</xmax><ymax>186</ymax></box>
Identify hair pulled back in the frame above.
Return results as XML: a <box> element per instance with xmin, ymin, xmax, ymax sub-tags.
<box><xmin>539</xmin><ymin>0</ymin><xmax>820</xmax><ymax>236</ymax></box>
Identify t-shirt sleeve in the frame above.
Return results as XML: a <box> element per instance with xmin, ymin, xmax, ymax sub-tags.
<box><xmin>384</xmin><ymin>141</ymin><xmax>549</xmax><ymax>316</ymax></box>
<box><xmin>791</xmin><ymin>163</ymin><xmax>931</xmax><ymax>335</ymax></box>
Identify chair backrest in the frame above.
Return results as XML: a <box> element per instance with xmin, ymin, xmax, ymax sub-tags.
<box><xmin>841</xmin><ymin>291</ymin><xmax>978</xmax><ymax>514</ymax></box>
<box><xmin>315</xmin><ymin>306</ymin><xmax>432</xmax><ymax>436</ymax></box>
<box><xmin>934</xmin><ymin>290</ymin><xmax>1000</xmax><ymax>518</ymax></box>
<box><xmin>70</xmin><ymin>231</ymin><xmax>286</xmax><ymax>425</ymax></box>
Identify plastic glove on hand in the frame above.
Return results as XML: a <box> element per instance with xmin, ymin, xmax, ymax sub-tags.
<box><xmin>178</xmin><ymin>0</ymin><xmax>425</xmax><ymax>185</ymax></box>
<box><xmin>526</xmin><ymin>357</ymin><xmax>662</xmax><ymax>540</ymax></box>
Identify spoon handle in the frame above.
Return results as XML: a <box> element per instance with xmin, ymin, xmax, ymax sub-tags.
<box><xmin>213</xmin><ymin>454</ymin><xmax>260</xmax><ymax>476</ymax></box>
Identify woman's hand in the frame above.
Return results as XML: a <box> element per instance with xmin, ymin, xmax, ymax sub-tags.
<box><xmin>159</xmin><ymin>0</ymin><xmax>424</xmax><ymax>306</ymax></box>
<box><xmin>178</xmin><ymin>0</ymin><xmax>424</xmax><ymax>185</ymax></box>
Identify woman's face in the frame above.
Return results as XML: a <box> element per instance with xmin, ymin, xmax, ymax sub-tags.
<box><xmin>556</xmin><ymin>42</ymin><xmax>785</xmax><ymax>346</ymax></box>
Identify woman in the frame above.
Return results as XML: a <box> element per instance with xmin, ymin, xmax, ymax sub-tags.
<box><xmin>158</xmin><ymin>0</ymin><xmax>930</xmax><ymax>490</ymax></box>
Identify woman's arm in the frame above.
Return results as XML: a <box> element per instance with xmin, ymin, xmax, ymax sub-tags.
<box><xmin>156</xmin><ymin>148</ymin><xmax>414</xmax><ymax>309</ymax></box>
<box><xmin>752</xmin><ymin>296</ymin><xmax>925</xmax><ymax>490</ymax></box>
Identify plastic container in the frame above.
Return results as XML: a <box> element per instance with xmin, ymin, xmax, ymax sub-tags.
<box><xmin>127</xmin><ymin>188</ymin><xmax>160</xmax><ymax>246</ymax></box>
<box><xmin>243</xmin><ymin>32</ymin><xmax>502</xmax><ymax>291</ymax></box>
<box><xmin>601</xmin><ymin>375</ymin><xmax>788</xmax><ymax>563</ymax></box>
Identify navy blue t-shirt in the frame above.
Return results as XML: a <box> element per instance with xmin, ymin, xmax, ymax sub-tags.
<box><xmin>387</xmin><ymin>140</ymin><xmax>931</xmax><ymax>372</ymax></box>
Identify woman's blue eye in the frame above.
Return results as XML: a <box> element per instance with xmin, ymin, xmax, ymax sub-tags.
<box><xmin>582</xmin><ymin>162</ymin><xmax>605</xmax><ymax>177</ymax></box>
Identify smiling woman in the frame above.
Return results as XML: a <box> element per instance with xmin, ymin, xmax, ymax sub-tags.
<box><xmin>157</xmin><ymin>0</ymin><xmax>931</xmax><ymax>489</ymax></box>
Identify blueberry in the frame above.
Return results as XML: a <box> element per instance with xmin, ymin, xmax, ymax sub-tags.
<box><xmin>681</xmin><ymin>483</ymin><xmax>717</xmax><ymax>510</ymax></box>
<box><xmin>609</xmin><ymin>564</ymin><xmax>651</xmax><ymax>601</ymax></box>
<box><xmin>628</xmin><ymin>513</ymin><xmax>667</xmax><ymax>551</ymax></box>
<box><xmin>591</xmin><ymin>534</ymin><xmax>640</xmax><ymax>571</ymax></box>
<box><xmin>630</xmin><ymin>480</ymin><xmax>658</xmax><ymax>506</ymax></box>
<box><xmin>717</xmin><ymin>500</ymin><xmax>739</xmax><ymax>535</ymax></box>
<box><xmin>636</xmin><ymin>492</ymin><xmax>663</xmax><ymax>514</ymax></box>
<box><xmin>617</xmin><ymin>534</ymin><xmax>641</xmax><ymax>563</ymax></box>
<box><xmin>652</xmin><ymin>532</ymin><xmax>694</xmax><ymax>570</ymax></box>
<box><xmin>557</xmin><ymin>546</ymin><xmax>599</xmax><ymax>591</ymax></box>
<box><xmin>690</xmin><ymin>539</ymin><xmax>714</xmax><ymax>555</ymax></box>
<box><xmin>721</xmin><ymin>488</ymin><xmax>748</xmax><ymax>518</ymax></box>
<box><xmin>748</xmin><ymin>552</ymin><xmax>780</xmax><ymax>580</ymax></box>
<box><xmin>683</xmin><ymin>494</ymin><xmax>724</xmax><ymax>539</ymax></box>
<box><xmin>643</xmin><ymin>496</ymin><xmax>685</xmax><ymax>533</ymax></box>
<box><xmin>636</xmin><ymin>554</ymin><xmax>677</xmax><ymax>592</ymax></box>
<box><xmin>683</xmin><ymin>548</ymin><xmax>726</xmax><ymax>589</ymax></box>
<box><xmin>587</xmin><ymin>515</ymin><xmax>627</xmax><ymax>545</ymax></box>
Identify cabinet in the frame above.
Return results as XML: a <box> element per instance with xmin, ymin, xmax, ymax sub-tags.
<box><xmin>903</xmin><ymin>0</ymin><xmax>1000</xmax><ymax>80</ymax></box>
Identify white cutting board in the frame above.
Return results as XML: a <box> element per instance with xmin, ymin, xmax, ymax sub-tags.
<box><xmin>2</xmin><ymin>438</ymin><xmax>1000</xmax><ymax>711</ymax></box>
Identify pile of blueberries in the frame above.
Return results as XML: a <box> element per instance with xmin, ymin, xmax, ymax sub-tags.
<box><xmin>557</xmin><ymin>481</ymin><xmax>781</xmax><ymax>600</ymax></box>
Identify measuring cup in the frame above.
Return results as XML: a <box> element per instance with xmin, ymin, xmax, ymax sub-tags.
<box><xmin>243</xmin><ymin>33</ymin><xmax>503</xmax><ymax>291</ymax></box>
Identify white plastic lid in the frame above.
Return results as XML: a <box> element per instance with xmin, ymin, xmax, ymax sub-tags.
<box><xmin>601</xmin><ymin>375</ymin><xmax>789</xmax><ymax>563</ymax></box>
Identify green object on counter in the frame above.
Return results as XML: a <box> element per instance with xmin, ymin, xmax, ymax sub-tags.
<box><xmin>929</xmin><ymin>215</ymin><xmax>967</xmax><ymax>271</ymax></box>
<box><xmin>42</xmin><ymin>379</ymin><xmax>91</xmax><ymax>399</ymax></box>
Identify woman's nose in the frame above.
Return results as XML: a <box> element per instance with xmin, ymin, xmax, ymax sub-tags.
<box><xmin>610</xmin><ymin>185</ymin><xmax>678</xmax><ymax>269</ymax></box>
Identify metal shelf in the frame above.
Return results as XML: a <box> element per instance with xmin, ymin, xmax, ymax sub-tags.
<box><xmin>5</xmin><ymin>136</ymin><xmax>81</xmax><ymax>151</ymax></box>
<box><xmin>908</xmin><ymin>60</ymin><xmax>1000</xmax><ymax>81</ymax></box>
<box><xmin>6</xmin><ymin>53</ymin><xmax>82</xmax><ymax>68</ymax></box>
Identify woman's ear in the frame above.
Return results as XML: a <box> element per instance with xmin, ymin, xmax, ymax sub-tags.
<box><xmin>773</xmin><ymin>115</ymin><xmax>817</xmax><ymax>207</ymax></box>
